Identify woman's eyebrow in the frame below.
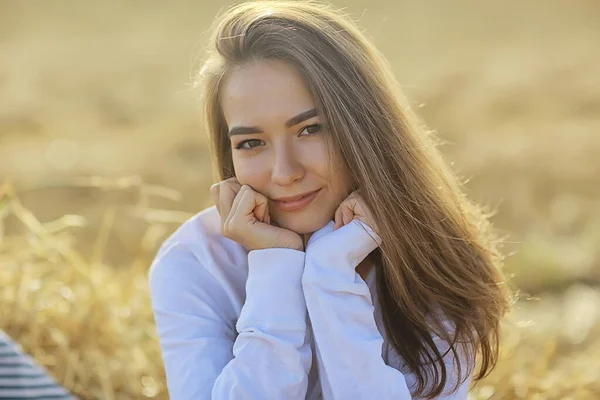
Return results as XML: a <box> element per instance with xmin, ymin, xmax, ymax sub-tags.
<box><xmin>285</xmin><ymin>108</ymin><xmax>318</xmax><ymax>128</ymax></box>
<box><xmin>228</xmin><ymin>108</ymin><xmax>318</xmax><ymax>137</ymax></box>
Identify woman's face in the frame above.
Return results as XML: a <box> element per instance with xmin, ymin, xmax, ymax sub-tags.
<box><xmin>220</xmin><ymin>59</ymin><xmax>353</xmax><ymax>234</ymax></box>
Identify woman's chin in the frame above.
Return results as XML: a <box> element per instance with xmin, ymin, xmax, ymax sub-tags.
<box><xmin>274</xmin><ymin>215</ymin><xmax>332</xmax><ymax>235</ymax></box>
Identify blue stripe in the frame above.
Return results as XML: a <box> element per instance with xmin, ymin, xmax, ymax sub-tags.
<box><xmin>0</xmin><ymin>353</ymin><xmax>21</xmax><ymax>358</ymax></box>
<box><xmin>0</xmin><ymin>384</ymin><xmax>62</xmax><ymax>390</ymax></box>
<box><xmin>0</xmin><ymin>374</ymin><xmax>45</xmax><ymax>379</ymax></box>
<box><xmin>0</xmin><ymin>364</ymin><xmax>30</xmax><ymax>369</ymax></box>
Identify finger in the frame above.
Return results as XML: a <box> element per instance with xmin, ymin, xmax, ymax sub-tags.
<box><xmin>229</xmin><ymin>178</ymin><xmax>242</xmax><ymax>194</ymax></box>
<box><xmin>227</xmin><ymin>184</ymin><xmax>249</xmax><ymax>224</ymax></box>
<box><xmin>231</xmin><ymin>187</ymin><xmax>262</xmax><ymax>231</ymax></box>
<box><xmin>255</xmin><ymin>203</ymin><xmax>266</xmax><ymax>222</ymax></box>
<box><xmin>252</xmin><ymin>190</ymin><xmax>269</xmax><ymax>222</ymax></box>
<box><xmin>351</xmin><ymin>194</ymin><xmax>372</xmax><ymax>221</ymax></box>
<box><xmin>220</xmin><ymin>181</ymin><xmax>242</xmax><ymax>224</ymax></box>
<box><xmin>342</xmin><ymin>202</ymin><xmax>354</xmax><ymax>225</ymax></box>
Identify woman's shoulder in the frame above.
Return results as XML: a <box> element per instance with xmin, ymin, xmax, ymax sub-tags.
<box><xmin>155</xmin><ymin>205</ymin><xmax>240</xmax><ymax>254</ymax></box>
<box><xmin>149</xmin><ymin>205</ymin><xmax>248</xmax><ymax>325</ymax></box>
<box><xmin>149</xmin><ymin>205</ymin><xmax>249</xmax><ymax>286</ymax></box>
<box><xmin>158</xmin><ymin>204</ymin><xmax>219</xmax><ymax>246</ymax></box>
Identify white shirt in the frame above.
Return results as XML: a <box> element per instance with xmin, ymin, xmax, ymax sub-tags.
<box><xmin>149</xmin><ymin>205</ymin><xmax>472</xmax><ymax>399</ymax></box>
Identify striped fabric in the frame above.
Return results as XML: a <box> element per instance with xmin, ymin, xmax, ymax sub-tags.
<box><xmin>0</xmin><ymin>330</ymin><xmax>76</xmax><ymax>400</ymax></box>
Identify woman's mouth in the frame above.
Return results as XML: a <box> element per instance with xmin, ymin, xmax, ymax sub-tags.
<box><xmin>273</xmin><ymin>189</ymin><xmax>321</xmax><ymax>212</ymax></box>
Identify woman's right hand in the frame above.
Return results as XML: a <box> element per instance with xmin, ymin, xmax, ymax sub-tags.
<box><xmin>210</xmin><ymin>178</ymin><xmax>304</xmax><ymax>251</ymax></box>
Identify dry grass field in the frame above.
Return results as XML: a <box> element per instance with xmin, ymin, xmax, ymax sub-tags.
<box><xmin>0</xmin><ymin>1</ymin><xmax>599</xmax><ymax>399</ymax></box>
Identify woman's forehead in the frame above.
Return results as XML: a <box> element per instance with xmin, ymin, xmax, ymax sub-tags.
<box><xmin>221</xmin><ymin>60</ymin><xmax>316</xmax><ymax>126</ymax></box>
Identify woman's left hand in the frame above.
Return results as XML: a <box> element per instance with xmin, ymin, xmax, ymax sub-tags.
<box><xmin>333</xmin><ymin>190</ymin><xmax>379</xmax><ymax>235</ymax></box>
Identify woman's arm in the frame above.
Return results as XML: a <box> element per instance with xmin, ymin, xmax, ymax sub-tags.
<box><xmin>302</xmin><ymin>220</ymin><xmax>472</xmax><ymax>399</ymax></box>
<box><xmin>150</xmin><ymin>242</ymin><xmax>312</xmax><ymax>400</ymax></box>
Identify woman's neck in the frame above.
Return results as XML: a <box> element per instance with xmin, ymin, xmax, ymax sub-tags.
<box><xmin>302</xmin><ymin>233</ymin><xmax>312</xmax><ymax>251</ymax></box>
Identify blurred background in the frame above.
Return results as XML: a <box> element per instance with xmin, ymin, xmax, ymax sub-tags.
<box><xmin>0</xmin><ymin>0</ymin><xmax>598</xmax><ymax>399</ymax></box>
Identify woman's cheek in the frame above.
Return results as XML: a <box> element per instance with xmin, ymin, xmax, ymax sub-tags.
<box><xmin>301</xmin><ymin>138</ymin><xmax>329</xmax><ymax>171</ymax></box>
<box><xmin>232</xmin><ymin>155</ymin><xmax>267</xmax><ymax>187</ymax></box>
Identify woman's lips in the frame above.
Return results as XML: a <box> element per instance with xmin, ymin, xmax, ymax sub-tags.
<box><xmin>273</xmin><ymin>189</ymin><xmax>321</xmax><ymax>212</ymax></box>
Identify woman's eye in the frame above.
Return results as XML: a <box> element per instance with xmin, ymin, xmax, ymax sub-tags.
<box><xmin>301</xmin><ymin>123</ymin><xmax>322</xmax><ymax>135</ymax></box>
<box><xmin>235</xmin><ymin>139</ymin><xmax>263</xmax><ymax>150</ymax></box>
<box><xmin>234</xmin><ymin>124</ymin><xmax>321</xmax><ymax>150</ymax></box>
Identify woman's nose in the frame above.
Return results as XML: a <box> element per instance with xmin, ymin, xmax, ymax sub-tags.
<box><xmin>271</xmin><ymin>144</ymin><xmax>304</xmax><ymax>185</ymax></box>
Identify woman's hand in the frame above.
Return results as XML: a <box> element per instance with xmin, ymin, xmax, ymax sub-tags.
<box><xmin>210</xmin><ymin>178</ymin><xmax>304</xmax><ymax>251</ymax></box>
<box><xmin>333</xmin><ymin>190</ymin><xmax>379</xmax><ymax>235</ymax></box>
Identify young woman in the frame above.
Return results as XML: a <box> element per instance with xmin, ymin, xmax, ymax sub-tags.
<box><xmin>149</xmin><ymin>1</ymin><xmax>513</xmax><ymax>399</ymax></box>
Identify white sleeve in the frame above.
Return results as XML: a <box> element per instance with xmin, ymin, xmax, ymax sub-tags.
<box><xmin>302</xmin><ymin>220</ymin><xmax>472</xmax><ymax>399</ymax></box>
<box><xmin>149</xmin><ymin>243</ymin><xmax>312</xmax><ymax>400</ymax></box>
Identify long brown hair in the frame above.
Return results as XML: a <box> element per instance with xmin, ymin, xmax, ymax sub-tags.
<box><xmin>194</xmin><ymin>1</ymin><xmax>514</xmax><ymax>397</ymax></box>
